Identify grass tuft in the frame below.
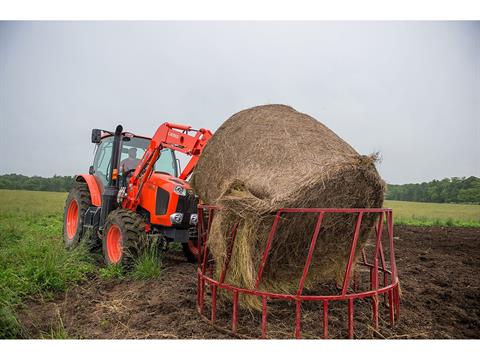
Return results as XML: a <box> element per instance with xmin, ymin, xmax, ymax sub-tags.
<box><xmin>40</xmin><ymin>310</ymin><xmax>69</xmax><ymax>339</ymax></box>
<box><xmin>0</xmin><ymin>304</ymin><xmax>22</xmax><ymax>339</ymax></box>
<box><xmin>99</xmin><ymin>264</ymin><xmax>125</xmax><ymax>280</ymax></box>
<box><xmin>131</xmin><ymin>243</ymin><xmax>163</xmax><ymax>280</ymax></box>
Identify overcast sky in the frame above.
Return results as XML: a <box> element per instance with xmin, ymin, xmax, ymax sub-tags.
<box><xmin>0</xmin><ymin>21</ymin><xmax>478</xmax><ymax>184</ymax></box>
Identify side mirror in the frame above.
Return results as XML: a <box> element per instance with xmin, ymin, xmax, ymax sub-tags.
<box><xmin>91</xmin><ymin>129</ymin><xmax>102</xmax><ymax>144</ymax></box>
<box><xmin>89</xmin><ymin>166</ymin><xmax>95</xmax><ymax>175</ymax></box>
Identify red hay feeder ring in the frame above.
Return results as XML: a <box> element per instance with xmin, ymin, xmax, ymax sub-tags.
<box><xmin>196</xmin><ymin>205</ymin><xmax>400</xmax><ymax>339</ymax></box>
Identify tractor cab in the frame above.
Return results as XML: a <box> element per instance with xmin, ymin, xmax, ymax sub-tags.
<box><xmin>91</xmin><ymin>132</ymin><xmax>179</xmax><ymax>188</ymax></box>
<box><xmin>63</xmin><ymin>123</ymin><xmax>212</xmax><ymax>266</ymax></box>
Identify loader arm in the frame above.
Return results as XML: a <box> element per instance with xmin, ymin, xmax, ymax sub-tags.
<box><xmin>122</xmin><ymin>122</ymin><xmax>212</xmax><ymax>211</ymax></box>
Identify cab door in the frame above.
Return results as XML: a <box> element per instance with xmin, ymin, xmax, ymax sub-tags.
<box><xmin>92</xmin><ymin>136</ymin><xmax>115</xmax><ymax>192</ymax></box>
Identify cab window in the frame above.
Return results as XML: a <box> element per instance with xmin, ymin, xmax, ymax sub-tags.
<box><xmin>93</xmin><ymin>136</ymin><xmax>178</xmax><ymax>186</ymax></box>
<box><xmin>93</xmin><ymin>137</ymin><xmax>114</xmax><ymax>186</ymax></box>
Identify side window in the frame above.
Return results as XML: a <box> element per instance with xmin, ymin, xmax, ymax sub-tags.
<box><xmin>93</xmin><ymin>137</ymin><xmax>114</xmax><ymax>186</ymax></box>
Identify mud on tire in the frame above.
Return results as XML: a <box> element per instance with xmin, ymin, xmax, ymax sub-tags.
<box><xmin>63</xmin><ymin>183</ymin><xmax>91</xmax><ymax>249</ymax></box>
<box><xmin>102</xmin><ymin>209</ymin><xmax>147</xmax><ymax>268</ymax></box>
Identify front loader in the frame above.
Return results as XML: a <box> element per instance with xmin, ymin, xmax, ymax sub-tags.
<box><xmin>63</xmin><ymin>123</ymin><xmax>212</xmax><ymax>265</ymax></box>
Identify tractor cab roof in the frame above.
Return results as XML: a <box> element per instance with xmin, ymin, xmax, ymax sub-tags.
<box><xmin>100</xmin><ymin>130</ymin><xmax>151</xmax><ymax>141</ymax></box>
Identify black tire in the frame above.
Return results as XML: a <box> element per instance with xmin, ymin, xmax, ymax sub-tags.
<box><xmin>182</xmin><ymin>242</ymin><xmax>198</xmax><ymax>263</ymax></box>
<box><xmin>182</xmin><ymin>228</ymin><xmax>201</xmax><ymax>263</ymax></box>
<box><xmin>102</xmin><ymin>209</ymin><xmax>147</xmax><ymax>268</ymax></box>
<box><xmin>63</xmin><ymin>183</ymin><xmax>91</xmax><ymax>249</ymax></box>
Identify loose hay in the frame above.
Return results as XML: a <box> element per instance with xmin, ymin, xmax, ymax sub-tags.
<box><xmin>191</xmin><ymin>104</ymin><xmax>385</xmax><ymax>309</ymax></box>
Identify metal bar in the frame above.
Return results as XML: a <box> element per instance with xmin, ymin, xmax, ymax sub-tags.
<box><xmin>379</xmin><ymin>238</ymin><xmax>388</xmax><ymax>304</ymax></box>
<box><xmin>232</xmin><ymin>290</ymin><xmax>239</xmax><ymax>332</ymax></box>
<box><xmin>341</xmin><ymin>212</ymin><xmax>364</xmax><ymax>296</ymax></box>
<box><xmin>388</xmin><ymin>289</ymin><xmax>394</xmax><ymax>326</ymax></box>
<box><xmin>387</xmin><ymin>211</ymin><xmax>397</xmax><ymax>284</ymax></box>
<box><xmin>383</xmin><ymin>273</ymin><xmax>389</xmax><ymax>304</ymax></box>
<box><xmin>254</xmin><ymin>212</ymin><xmax>282</xmax><ymax>289</ymax></box>
<box><xmin>211</xmin><ymin>285</ymin><xmax>217</xmax><ymax>324</ymax></box>
<box><xmin>219</xmin><ymin>221</ymin><xmax>240</xmax><ymax>284</ymax></box>
<box><xmin>373</xmin><ymin>212</ymin><xmax>384</xmax><ymax>291</ymax></box>
<box><xmin>200</xmin><ymin>208</ymin><xmax>214</xmax><ymax>274</ymax></box>
<box><xmin>207</xmin><ymin>207</ymin><xmax>215</xmax><ymax>233</ymax></box>
<box><xmin>323</xmin><ymin>301</ymin><xmax>329</xmax><ymax>339</ymax></box>
<box><xmin>295</xmin><ymin>300</ymin><xmax>301</xmax><ymax>339</ymax></box>
<box><xmin>372</xmin><ymin>295</ymin><xmax>379</xmax><ymax>330</ymax></box>
<box><xmin>379</xmin><ymin>241</ymin><xmax>387</xmax><ymax>270</ymax></box>
<box><xmin>362</xmin><ymin>248</ymin><xmax>368</xmax><ymax>264</ymax></box>
<box><xmin>394</xmin><ymin>286</ymin><xmax>400</xmax><ymax>320</ymax></box>
<box><xmin>199</xmin><ymin>276</ymin><xmax>205</xmax><ymax>314</ymax></box>
<box><xmin>297</xmin><ymin>212</ymin><xmax>324</xmax><ymax>295</ymax></box>
<box><xmin>348</xmin><ymin>298</ymin><xmax>354</xmax><ymax>339</ymax></box>
<box><xmin>198</xmin><ymin>205</ymin><xmax>393</xmax><ymax>214</ymax></box>
<box><xmin>197</xmin><ymin>273</ymin><xmax>201</xmax><ymax>308</ymax></box>
<box><xmin>261</xmin><ymin>296</ymin><xmax>267</xmax><ymax>339</ymax></box>
<box><xmin>275</xmin><ymin>208</ymin><xmax>392</xmax><ymax>214</ymax></box>
<box><xmin>353</xmin><ymin>270</ymin><xmax>359</xmax><ymax>292</ymax></box>
<box><xmin>197</xmin><ymin>208</ymin><xmax>204</xmax><ymax>267</ymax></box>
<box><xmin>201</xmin><ymin>275</ymin><xmax>397</xmax><ymax>301</ymax></box>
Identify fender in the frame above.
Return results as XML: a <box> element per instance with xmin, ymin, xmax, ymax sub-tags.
<box><xmin>75</xmin><ymin>174</ymin><xmax>102</xmax><ymax>207</ymax></box>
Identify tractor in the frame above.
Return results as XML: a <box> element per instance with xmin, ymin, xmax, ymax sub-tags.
<box><xmin>63</xmin><ymin>123</ymin><xmax>212</xmax><ymax>265</ymax></box>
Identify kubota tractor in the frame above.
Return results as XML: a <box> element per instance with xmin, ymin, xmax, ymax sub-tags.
<box><xmin>63</xmin><ymin>123</ymin><xmax>212</xmax><ymax>265</ymax></box>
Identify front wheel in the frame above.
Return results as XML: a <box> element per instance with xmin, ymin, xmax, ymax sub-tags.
<box><xmin>182</xmin><ymin>238</ymin><xmax>202</xmax><ymax>263</ymax></box>
<box><xmin>102</xmin><ymin>209</ymin><xmax>146</xmax><ymax>267</ymax></box>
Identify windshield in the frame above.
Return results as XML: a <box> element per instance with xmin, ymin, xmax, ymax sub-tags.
<box><xmin>93</xmin><ymin>136</ymin><xmax>179</xmax><ymax>186</ymax></box>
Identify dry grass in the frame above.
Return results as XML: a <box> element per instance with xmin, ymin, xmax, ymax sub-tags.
<box><xmin>191</xmin><ymin>105</ymin><xmax>385</xmax><ymax>309</ymax></box>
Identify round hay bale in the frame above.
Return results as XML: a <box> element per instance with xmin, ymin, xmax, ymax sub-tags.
<box><xmin>191</xmin><ymin>104</ymin><xmax>385</xmax><ymax>309</ymax></box>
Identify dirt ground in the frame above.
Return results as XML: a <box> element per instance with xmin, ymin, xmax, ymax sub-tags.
<box><xmin>18</xmin><ymin>226</ymin><xmax>480</xmax><ymax>339</ymax></box>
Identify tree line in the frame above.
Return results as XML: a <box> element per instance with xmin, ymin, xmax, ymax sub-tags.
<box><xmin>0</xmin><ymin>174</ymin><xmax>75</xmax><ymax>193</ymax></box>
<box><xmin>1</xmin><ymin>173</ymin><xmax>479</xmax><ymax>204</ymax></box>
<box><xmin>386</xmin><ymin>176</ymin><xmax>480</xmax><ymax>204</ymax></box>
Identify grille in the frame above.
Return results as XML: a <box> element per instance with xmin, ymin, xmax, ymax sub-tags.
<box><xmin>176</xmin><ymin>192</ymin><xmax>198</xmax><ymax>214</ymax></box>
<box><xmin>155</xmin><ymin>188</ymin><xmax>170</xmax><ymax>215</ymax></box>
<box><xmin>175</xmin><ymin>192</ymin><xmax>198</xmax><ymax>227</ymax></box>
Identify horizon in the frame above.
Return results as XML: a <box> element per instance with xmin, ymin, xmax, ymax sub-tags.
<box><xmin>1</xmin><ymin>171</ymin><xmax>479</xmax><ymax>187</ymax></box>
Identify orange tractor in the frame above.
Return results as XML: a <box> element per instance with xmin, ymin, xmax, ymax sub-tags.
<box><xmin>63</xmin><ymin>123</ymin><xmax>212</xmax><ymax>264</ymax></box>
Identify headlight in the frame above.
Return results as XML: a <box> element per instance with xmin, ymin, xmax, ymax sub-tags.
<box><xmin>174</xmin><ymin>185</ymin><xmax>186</xmax><ymax>196</ymax></box>
<box><xmin>190</xmin><ymin>214</ymin><xmax>198</xmax><ymax>226</ymax></box>
<box><xmin>170</xmin><ymin>213</ymin><xmax>184</xmax><ymax>224</ymax></box>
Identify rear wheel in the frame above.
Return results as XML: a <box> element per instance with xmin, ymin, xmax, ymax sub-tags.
<box><xmin>102</xmin><ymin>209</ymin><xmax>147</xmax><ymax>267</ymax></box>
<box><xmin>63</xmin><ymin>183</ymin><xmax>91</xmax><ymax>249</ymax></box>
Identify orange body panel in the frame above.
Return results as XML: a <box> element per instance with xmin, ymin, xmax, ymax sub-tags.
<box><xmin>75</xmin><ymin>174</ymin><xmax>102</xmax><ymax>206</ymax></box>
<box><xmin>137</xmin><ymin>173</ymin><xmax>192</xmax><ymax>226</ymax></box>
<box><xmin>122</xmin><ymin>123</ymin><xmax>212</xmax><ymax>212</ymax></box>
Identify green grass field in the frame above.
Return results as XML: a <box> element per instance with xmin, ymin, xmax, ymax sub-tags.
<box><xmin>0</xmin><ymin>189</ymin><xmax>161</xmax><ymax>338</ymax></box>
<box><xmin>0</xmin><ymin>190</ymin><xmax>94</xmax><ymax>338</ymax></box>
<box><xmin>384</xmin><ymin>200</ymin><xmax>480</xmax><ymax>227</ymax></box>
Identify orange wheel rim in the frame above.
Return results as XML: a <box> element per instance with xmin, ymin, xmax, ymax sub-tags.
<box><xmin>188</xmin><ymin>239</ymin><xmax>200</xmax><ymax>256</ymax></box>
<box><xmin>106</xmin><ymin>225</ymin><xmax>122</xmax><ymax>263</ymax></box>
<box><xmin>66</xmin><ymin>199</ymin><xmax>79</xmax><ymax>240</ymax></box>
